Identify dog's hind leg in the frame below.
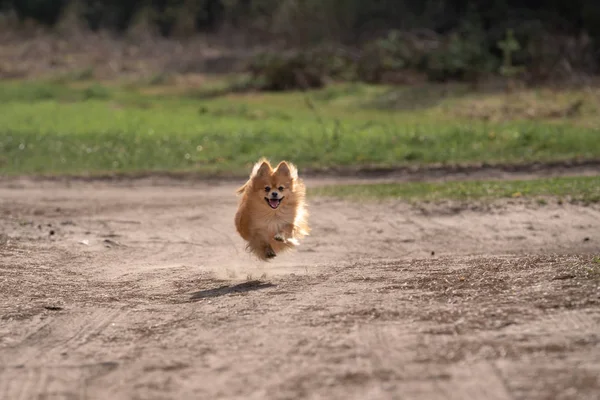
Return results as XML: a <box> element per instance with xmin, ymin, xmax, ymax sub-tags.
<box><xmin>264</xmin><ymin>245</ymin><xmax>276</xmax><ymax>259</ymax></box>
<box><xmin>248</xmin><ymin>237</ymin><xmax>277</xmax><ymax>260</ymax></box>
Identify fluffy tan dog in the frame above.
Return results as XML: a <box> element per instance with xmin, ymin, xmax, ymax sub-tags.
<box><xmin>234</xmin><ymin>158</ymin><xmax>310</xmax><ymax>260</ymax></box>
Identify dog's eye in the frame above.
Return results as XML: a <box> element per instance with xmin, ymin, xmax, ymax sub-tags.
<box><xmin>278</xmin><ymin>186</ymin><xmax>284</xmax><ymax>191</ymax></box>
<box><xmin>264</xmin><ymin>186</ymin><xmax>271</xmax><ymax>192</ymax></box>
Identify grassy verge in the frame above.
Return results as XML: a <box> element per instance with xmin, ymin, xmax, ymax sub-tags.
<box><xmin>1</xmin><ymin>79</ymin><xmax>600</xmax><ymax>176</ymax></box>
<box><xmin>311</xmin><ymin>176</ymin><xmax>600</xmax><ymax>204</ymax></box>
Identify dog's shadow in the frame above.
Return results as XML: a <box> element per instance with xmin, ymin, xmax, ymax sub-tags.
<box><xmin>189</xmin><ymin>280</ymin><xmax>275</xmax><ymax>301</ymax></box>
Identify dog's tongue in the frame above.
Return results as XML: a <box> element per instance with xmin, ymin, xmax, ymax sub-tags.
<box><xmin>269</xmin><ymin>199</ymin><xmax>279</xmax><ymax>208</ymax></box>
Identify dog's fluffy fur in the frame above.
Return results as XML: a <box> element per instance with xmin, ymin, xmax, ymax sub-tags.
<box><xmin>234</xmin><ymin>158</ymin><xmax>310</xmax><ymax>260</ymax></box>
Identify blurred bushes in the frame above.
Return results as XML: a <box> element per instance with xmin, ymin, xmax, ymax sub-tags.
<box><xmin>248</xmin><ymin>52</ymin><xmax>327</xmax><ymax>91</ymax></box>
<box><xmin>1</xmin><ymin>0</ymin><xmax>600</xmax><ymax>84</ymax></box>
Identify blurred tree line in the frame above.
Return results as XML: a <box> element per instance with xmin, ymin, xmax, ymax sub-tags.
<box><xmin>1</xmin><ymin>0</ymin><xmax>599</xmax><ymax>83</ymax></box>
<box><xmin>2</xmin><ymin>0</ymin><xmax>598</xmax><ymax>40</ymax></box>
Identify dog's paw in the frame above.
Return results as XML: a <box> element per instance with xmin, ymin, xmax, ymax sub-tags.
<box><xmin>265</xmin><ymin>247</ymin><xmax>277</xmax><ymax>259</ymax></box>
<box><xmin>274</xmin><ymin>233</ymin><xmax>285</xmax><ymax>242</ymax></box>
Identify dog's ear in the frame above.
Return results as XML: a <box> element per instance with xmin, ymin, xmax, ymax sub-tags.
<box><xmin>275</xmin><ymin>161</ymin><xmax>298</xmax><ymax>180</ymax></box>
<box><xmin>251</xmin><ymin>158</ymin><xmax>272</xmax><ymax>177</ymax></box>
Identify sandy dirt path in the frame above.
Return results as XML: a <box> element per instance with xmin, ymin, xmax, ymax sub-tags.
<box><xmin>0</xmin><ymin>178</ymin><xmax>599</xmax><ymax>400</ymax></box>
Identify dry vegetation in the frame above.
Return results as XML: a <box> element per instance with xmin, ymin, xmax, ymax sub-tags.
<box><xmin>0</xmin><ymin>24</ymin><xmax>260</xmax><ymax>80</ymax></box>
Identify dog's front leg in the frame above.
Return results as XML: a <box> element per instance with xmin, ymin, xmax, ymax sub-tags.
<box><xmin>274</xmin><ymin>223</ymin><xmax>296</xmax><ymax>244</ymax></box>
<box><xmin>249</xmin><ymin>235</ymin><xmax>277</xmax><ymax>259</ymax></box>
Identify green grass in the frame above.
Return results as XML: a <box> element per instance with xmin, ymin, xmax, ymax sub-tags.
<box><xmin>1</xmin><ymin>79</ymin><xmax>600</xmax><ymax>176</ymax></box>
<box><xmin>311</xmin><ymin>176</ymin><xmax>600</xmax><ymax>204</ymax></box>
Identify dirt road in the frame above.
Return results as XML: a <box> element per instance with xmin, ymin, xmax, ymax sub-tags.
<box><xmin>1</xmin><ymin>177</ymin><xmax>599</xmax><ymax>400</ymax></box>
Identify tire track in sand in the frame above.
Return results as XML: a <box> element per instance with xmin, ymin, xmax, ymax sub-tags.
<box><xmin>1</xmin><ymin>308</ymin><xmax>126</xmax><ymax>400</ymax></box>
<box><xmin>355</xmin><ymin>323</ymin><xmax>515</xmax><ymax>400</ymax></box>
<box><xmin>10</xmin><ymin>307</ymin><xmax>126</xmax><ymax>366</ymax></box>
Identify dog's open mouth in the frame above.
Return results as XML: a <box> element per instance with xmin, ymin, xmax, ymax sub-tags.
<box><xmin>265</xmin><ymin>197</ymin><xmax>283</xmax><ymax>209</ymax></box>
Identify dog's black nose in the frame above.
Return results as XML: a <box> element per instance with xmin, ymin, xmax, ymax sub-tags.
<box><xmin>271</xmin><ymin>192</ymin><xmax>278</xmax><ymax>198</ymax></box>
